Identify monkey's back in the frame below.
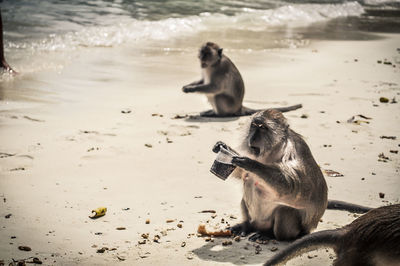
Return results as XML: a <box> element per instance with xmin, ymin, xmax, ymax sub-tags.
<box><xmin>335</xmin><ymin>204</ymin><xmax>400</xmax><ymax>265</ymax></box>
<box><xmin>222</xmin><ymin>55</ymin><xmax>245</xmax><ymax>98</ymax></box>
<box><xmin>210</xmin><ymin>55</ymin><xmax>244</xmax><ymax>113</ymax></box>
<box><xmin>288</xmin><ymin>131</ymin><xmax>328</xmax><ymax>229</ymax></box>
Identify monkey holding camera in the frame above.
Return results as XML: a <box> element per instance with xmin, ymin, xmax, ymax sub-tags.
<box><xmin>213</xmin><ymin>109</ymin><xmax>371</xmax><ymax>241</ymax></box>
<box><xmin>214</xmin><ymin>109</ymin><xmax>328</xmax><ymax>241</ymax></box>
<box><xmin>182</xmin><ymin>42</ymin><xmax>301</xmax><ymax>117</ymax></box>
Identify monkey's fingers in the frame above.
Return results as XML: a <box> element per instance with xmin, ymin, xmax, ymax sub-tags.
<box><xmin>229</xmin><ymin>224</ymin><xmax>242</xmax><ymax>236</ymax></box>
<box><xmin>212</xmin><ymin>141</ymin><xmax>228</xmax><ymax>153</ymax></box>
<box><xmin>182</xmin><ymin>86</ymin><xmax>195</xmax><ymax>93</ymax></box>
<box><xmin>231</xmin><ymin>156</ymin><xmax>251</xmax><ymax>168</ymax></box>
<box><xmin>248</xmin><ymin>232</ymin><xmax>271</xmax><ymax>243</ymax></box>
<box><xmin>229</xmin><ymin>223</ymin><xmax>253</xmax><ymax>237</ymax></box>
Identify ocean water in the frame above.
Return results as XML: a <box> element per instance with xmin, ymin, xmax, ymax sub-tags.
<box><xmin>0</xmin><ymin>0</ymin><xmax>400</xmax><ymax>91</ymax></box>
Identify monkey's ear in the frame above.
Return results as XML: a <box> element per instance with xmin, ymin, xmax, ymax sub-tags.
<box><xmin>277</xmin><ymin>115</ymin><xmax>289</xmax><ymax>130</ymax></box>
<box><xmin>284</xmin><ymin>122</ymin><xmax>290</xmax><ymax>131</ymax></box>
<box><xmin>282</xmin><ymin>117</ymin><xmax>289</xmax><ymax>129</ymax></box>
<box><xmin>218</xmin><ymin>48</ymin><xmax>223</xmax><ymax>57</ymax></box>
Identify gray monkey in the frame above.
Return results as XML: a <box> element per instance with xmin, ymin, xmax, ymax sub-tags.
<box><xmin>213</xmin><ymin>109</ymin><xmax>371</xmax><ymax>242</ymax></box>
<box><xmin>182</xmin><ymin>42</ymin><xmax>301</xmax><ymax>117</ymax></box>
<box><xmin>264</xmin><ymin>204</ymin><xmax>400</xmax><ymax>266</ymax></box>
<box><xmin>215</xmin><ymin>109</ymin><xmax>328</xmax><ymax>241</ymax></box>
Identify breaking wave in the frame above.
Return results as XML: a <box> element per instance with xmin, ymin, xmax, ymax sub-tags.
<box><xmin>6</xmin><ymin>2</ymin><xmax>364</xmax><ymax>52</ymax></box>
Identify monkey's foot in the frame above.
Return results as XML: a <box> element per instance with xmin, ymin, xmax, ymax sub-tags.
<box><xmin>200</xmin><ymin>110</ymin><xmax>218</xmax><ymax>117</ymax></box>
<box><xmin>248</xmin><ymin>232</ymin><xmax>273</xmax><ymax>244</ymax></box>
<box><xmin>229</xmin><ymin>222</ymin><xmax>254</xmax><ymax>237</ymax></box>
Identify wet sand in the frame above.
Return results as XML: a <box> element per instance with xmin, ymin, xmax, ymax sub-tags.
<box><xmin>0</xmin><ymin>34</ymin><xmax>399</xmax><ymax>265</ymax></box>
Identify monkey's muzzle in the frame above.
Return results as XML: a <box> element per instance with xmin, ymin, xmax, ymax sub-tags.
<box><xmin>210</xmin><ymin>146</ymin><xmax>237</xmax><ymax>180</ymax></box>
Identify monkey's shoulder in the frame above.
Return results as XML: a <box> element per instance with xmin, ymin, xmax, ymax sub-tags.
<box><xmin>215</xmin><ymin>56</ymin><xmax>241</xmax><ymax>74</ymax></box>
<box><xmin>288</xmin><ymin>131</ymin><xmax>320</xmax><ymax>166</ymax></box>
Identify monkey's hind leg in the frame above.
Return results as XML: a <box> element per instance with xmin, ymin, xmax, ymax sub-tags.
<box><xmin>214</xmin><ymin>94</ymin><xmax>240</xmax><ymax>117</ymax></box>
<box><xmin>273</xmin><ymin>205</ymin><xmax>304</xmax><ymax>241</ymax></box>
<box><xmin>200</xmin><ymin>95</ymin><xmax>239</xmax><ymax>117</ymax></box>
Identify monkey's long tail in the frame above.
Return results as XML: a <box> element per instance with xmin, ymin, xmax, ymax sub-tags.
<box><xmin>241</xmin><ymin>104</ymin><xmax>302</xmax><ymax>116</ymax></box>
<box><xmin>327</xmin><ymin>199</ymin><xmax>373</xmax><ymax>214</ymax></box>
<box><xmin>264</xmin><ymin>229</ymin><xmax>343</xmax><ymax>266</ymax></box>
<box><xmin>274</xmin><ymin>104</ymin><xmax>303</xmax><ymax>113</ymax></box>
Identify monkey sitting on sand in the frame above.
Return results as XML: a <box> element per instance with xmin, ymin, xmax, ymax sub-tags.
<box><xmin>214</xmin><ymin>109</ymin><xmax>328</xmax><ymax>241</ymax></box>
<box><xmin>213</xmin><ymin>109</ymin><xmax>371</xmax><ymax>242</ymax></box>
<box><xmin>182</xmin><ymin>42</ymin><xmax>301</xmax><ymax>117</ymax></box>
<box><xmin>264</xmin><ymin>204</ymin><xmax>400</xmax><ymax>266</ymax></box>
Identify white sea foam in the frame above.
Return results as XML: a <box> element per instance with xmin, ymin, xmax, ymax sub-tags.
<box><xmin>363</xmin><ymin>0</ymin><xmax>400</xmax><ymax>5</ymax></box>
<box><xmin>7</xmin><ymin>2</ymin><xmax>364</xmax><ymax>52</ymax></box>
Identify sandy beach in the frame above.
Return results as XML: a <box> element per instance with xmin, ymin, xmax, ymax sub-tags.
<box><xmin>1</xmin><ymin>31</ymin><xmax>399</xmax><ymax>266</ymax></box>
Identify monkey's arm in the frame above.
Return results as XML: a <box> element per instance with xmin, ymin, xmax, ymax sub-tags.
<box><xmin>182</xmin><ymin>83</ymin><xmax>220</xmax><ymax>94</ymax></box>
<box><xmin>183</xmin><ymin>79</ymin><xmax>204</xmax><ymax>88</ymax></box>
<box><xmin>232</xmin><ymin>156</ymin><xmax>295</xmax><ymax>193</ymax></box>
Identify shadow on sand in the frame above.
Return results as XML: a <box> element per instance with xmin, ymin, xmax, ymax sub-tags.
<box><xmin>192</xmin><ymin>237</ymin><xmax>289</xmax><ymax>265</ymax></box>
<box><xmin>171</xmin><ymin>113</ymin><xmax>241</xmax><ymax>123</ymax></box>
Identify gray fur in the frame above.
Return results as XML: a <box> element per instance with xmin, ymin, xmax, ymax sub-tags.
<box><xmin>182</xmin><ymin>42</ymin><xmax>244</xmax><ymax>117</ymax></box>
<box><xmin>264</xmin><ymin>204</ymin><xmax>400</xmax><ymax>266</ymax></box>
<box><xmin>229</xmin><ymin>109</ymin><xmax>328</xmax><ymax>240</ymax></box>
<box><xmin>182</xmin><ymin>42</ymin><xmax>302</xmax><ymax>117</ymax></box>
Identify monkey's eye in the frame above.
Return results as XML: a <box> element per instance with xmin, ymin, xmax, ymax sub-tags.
<box><xmin>199</xmin><ymin>53</ymin><xmax>209</xmax><ymax>60</ymax></box>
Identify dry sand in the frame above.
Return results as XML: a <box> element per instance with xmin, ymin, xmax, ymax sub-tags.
<box><xmin>0</xmin><ymin>34</ymin><xmax>399</xmax><ymax>265</ymax></box>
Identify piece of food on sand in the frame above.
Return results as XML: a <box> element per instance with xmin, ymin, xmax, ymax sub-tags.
<box><xmin>197</xmin><ymin>224</ymin><xmax>232</xmax><ymax>237</ymax></box>
<box><xmin>89</xmin><ymin>207</ymin><xmax>107</xmax><ymax>219</ymax></box>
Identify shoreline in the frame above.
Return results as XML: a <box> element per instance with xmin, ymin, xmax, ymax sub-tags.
<box><xmin>1</xmin><ymin>34</ymin><xmax>399</xmax><ymax>265</ymax></box>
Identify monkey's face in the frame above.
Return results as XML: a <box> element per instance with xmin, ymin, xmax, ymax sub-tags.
<box><xmin>198</xmin><ymin>45</ymin><xmax>222</xmax><ymax>68</ymax></box>
<box><xmin>246</xmin><ymin>110</ymin><xmax>288</xmax><ymax>157</ymax></box>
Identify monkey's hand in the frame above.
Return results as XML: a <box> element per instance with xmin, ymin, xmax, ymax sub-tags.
<box><xmin>182</xmin><ymin>85</ymin><xmax>196</xmax><ymax>93</ymax></box>
<box><xmin>212</xmin><ymin>141</ymin><xmax>228</xmax><ymax>153</ymax></box>
<box><xmin>232</xmin><ymin>156</ymin><xmax>255</xmax><ymax>170</ymax></box>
